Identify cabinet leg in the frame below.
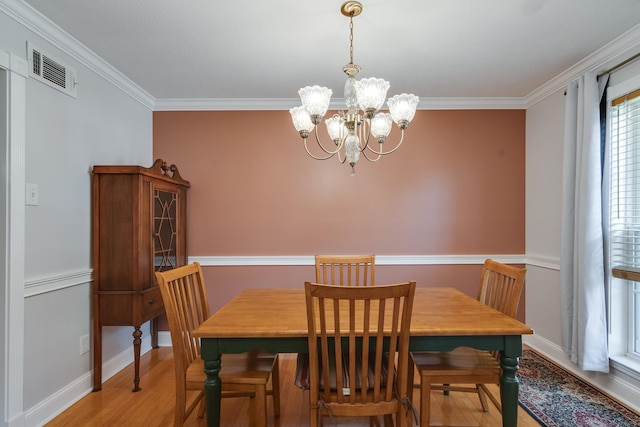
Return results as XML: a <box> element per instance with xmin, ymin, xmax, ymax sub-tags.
<box><xmin>132</xmin><ymin>326</ymin><xmax>142</xmax><ymax>392</ymax></box>
<box><xmin>151</xmin><ymin>317</ymin><xmax>159</xmax><ymax>349</ymax></box>
<box><xmin>92</xmin><ymin>325</ymin><xmax>102</xmax><ymax>391</ymax></box>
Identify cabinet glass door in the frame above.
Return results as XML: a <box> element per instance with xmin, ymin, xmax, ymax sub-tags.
<box><xmin>153</xmin><ymin>188</ymin><xmax>178</xmax><ymax>272</ymax></box>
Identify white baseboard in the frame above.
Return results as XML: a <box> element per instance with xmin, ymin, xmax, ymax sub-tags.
<box><xmin>23</xmin><ymin>371</ymin><xmax>92</xmax><ymax>427</ymax></box>
<box><xmin>23</xmin><ymin>336</ymin><xmax>154</xmax><ymax>427</ymax></box>
<box><xmin>524</xmin><ymin>335</ymin><xmax>640</xmax><ymax>413</ymax></box>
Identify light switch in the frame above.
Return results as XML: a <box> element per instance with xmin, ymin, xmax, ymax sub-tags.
<box><xmin>26</xmin><ymin>183</ymin><xmax>39</xmax><ymax>206</ymax></box>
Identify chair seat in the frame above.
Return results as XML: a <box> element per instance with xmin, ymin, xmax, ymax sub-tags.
<box><xmin>187</xmin><ymin>351</ymin><xmax>278</xmax><ymax>385</ymax></box>
<box><xmin>294</xmin><ymin>352</ymin><xmax>390</xmax><ymax>391</ymax></box>
<box><xmin>411</xmin><ymin>347</ymin><xmax>499</xmax><ymax>378</ymax></box>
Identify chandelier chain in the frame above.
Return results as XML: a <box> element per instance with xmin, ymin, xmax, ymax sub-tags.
<box><xmin>349</xmin><ymin>14</ymin><xmax>354</xmax><ymax>65</ymax></box>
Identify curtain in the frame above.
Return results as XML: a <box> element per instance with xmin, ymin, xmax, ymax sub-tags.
<box><xmin>560</xmin><ymin>70</ymin><xmax>610</xmax><ymax>373</ymax></box>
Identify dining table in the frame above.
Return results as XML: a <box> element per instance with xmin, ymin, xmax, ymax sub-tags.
<box><xmin>193</xmin><ymin>287</ymin><xmax>534</xmax><ymax>427</ymax></box>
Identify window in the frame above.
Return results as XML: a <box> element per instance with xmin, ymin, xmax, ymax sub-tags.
<box><xmin>608</xmin><ymin>76</ymin><xmax>640</xmax><ymax>365</ymax></box>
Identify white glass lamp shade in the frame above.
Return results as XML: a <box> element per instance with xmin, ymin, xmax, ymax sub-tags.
<box><xmin>298</xmin><ymin>86</ymin><xmax>332</xmax><ymax>118</ymax></box>
<box><xmin>290</xmin><ymin>106</ymin><xmax>314</xmax><ymax>135</ymax></box>
<box><xmin>370</xmin><ymin>112</ymin><xmax>393</xmax><ymax>141</ymax></box>
<box><xmin>344</xmin><ymin>132</ymin><xmax>361</xmax><ymax>165</ymax></box>
<box><xmin>325</xmin><ymin>116</ymin><xmax>347</xmax><ymax>141</ymax></box>
<box><xmin>388</xmin><ymin>93</ymin><xmax>420</xmax><ymax>128</ymax></box>
<box><xmin>355</xmin><ymin>78</ymin><xmax>390</xmax><ymax>114</ymax></box>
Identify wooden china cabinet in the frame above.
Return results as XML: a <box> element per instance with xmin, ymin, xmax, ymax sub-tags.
<box><xmin>91</xmin><ymin>159</ymin><xmax>190</xmax><ymax>392</ymax></box>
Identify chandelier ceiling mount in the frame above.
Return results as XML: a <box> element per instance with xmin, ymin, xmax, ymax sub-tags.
<box><xmin>340</xmin><ymin>1</ymin><xmax>363</xmax><ymax>18</ymax></box>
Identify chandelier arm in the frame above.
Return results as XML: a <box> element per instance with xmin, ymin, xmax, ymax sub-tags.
<box><xmin>364</xmin><ymin>130</ymin><xmax>406</xmax><ymax>155</ymax></box>
<box><xmin>302</xmin><ymin>138</ymin><xmax>338</xmax><ymax>161</ymax></box>
<box><xmin>336</xmin><ymin>149</ymin><xmax>348</xmax><ymax>164</ymax></box>
<box><xmin>361</xmin><ymin>149</ymin><xmax>382</xmax><ymax>162</ymax></box>
<box><xmin>313</xmin><ymin>126</ymin><xmax>344</xmax><ymax>155</ymax></box>
<box><xmin>358</xmin><ymin>120</ymin><xmax>373</xmax><ymax>153</ymax></box>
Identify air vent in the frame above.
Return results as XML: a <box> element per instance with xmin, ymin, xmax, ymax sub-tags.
<box><xmin>27</xmin><ymin>42</ymin><xmax>77</xmax><ymax>98</ymax></box>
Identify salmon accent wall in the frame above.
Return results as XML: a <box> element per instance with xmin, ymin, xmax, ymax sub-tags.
<box><xmin>153</xmin><ymin>109</ymin><xmax>526</xmax><ymax>321</ymax></box>
<box><xmin>154</xmin><ymin>109</ymin><xmax>525</xmax><ymax>255</ymax></box>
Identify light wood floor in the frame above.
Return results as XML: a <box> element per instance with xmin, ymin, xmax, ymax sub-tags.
<box><xmin>46</xmin><ymin>347</ymin><xmax>541</xmax><ymax>426</ymax></box>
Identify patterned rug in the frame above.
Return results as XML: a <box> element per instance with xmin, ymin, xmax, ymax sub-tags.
<box><xmin>518</xmin><ymin>350</ymin><xmax>640</xmax><ymax>427</ymax></box>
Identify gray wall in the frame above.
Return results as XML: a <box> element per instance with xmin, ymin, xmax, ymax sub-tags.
<box><xmin>525</xmin><ymin>61</ymin><xmax>640</xmax><ymax>409</ymax></box>
<box><xmin>525</xmin><ymin>89</ymin><xmax>565</xmax><ymax>345</ymax></box>
<box><xmin>1</xmin><ymin>4</ymin><xmax>152</xmax><ymax>426</ymax></box>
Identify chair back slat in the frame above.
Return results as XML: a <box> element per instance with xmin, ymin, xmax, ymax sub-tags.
<box><xmin>315</xmin><ymin>255</ymin><xmax>375</xmax><ymax>286</ymax></box>
<box><xmin>305</xmin><ymin>281</ymin><xmax>415</xmax><ymax>416</ymax></box>
<box><xmin>478</xmin><ymin>259</ymin><xmax>526</xmax><ymax>318</ymax></box>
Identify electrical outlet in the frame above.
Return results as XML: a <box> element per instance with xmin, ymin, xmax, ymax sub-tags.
<box><xmin>26</xmin><ymin>183</ymin><xmax>39</xmax><ymax>206</ymax></box>
<box><xmin>80</xmin><ymin>334</ymin><xmax>90</xmax><ymax>355</ymax></box>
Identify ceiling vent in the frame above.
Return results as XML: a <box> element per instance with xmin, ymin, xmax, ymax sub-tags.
<box><xmin>27</xmin><ymin>42</ymin><xmax>77</xmax><ymax>98</ymax></box>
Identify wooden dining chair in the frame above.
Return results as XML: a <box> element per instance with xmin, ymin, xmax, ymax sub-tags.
<box><xmin>304</xmin><ymin>281</ymin><xmax>416</xmax><ymax>427</ymax></box>
<box><xmin>315</xmin><ymin>254</ymin><xmax>375</xmax><ymax>286</ymax></box>
<box><xmin>155</xmin><ymin>262</ymin><xmax>280</xmax><ymax>427</ymax></box>
<box><xmin>408</xmin><ymin>259</ymin><xmax>526</xmax><ymax>426</ymax></box>
<box><xmin>294</xmin><ymin>255</ymin><xmax>376</xmax><ymax>389</ymax></box>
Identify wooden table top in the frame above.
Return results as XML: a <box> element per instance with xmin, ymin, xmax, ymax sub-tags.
<box><xmin>193</xmin><ymin>287</ymin><xmax>533</xmax><ymax>339</ymax></box>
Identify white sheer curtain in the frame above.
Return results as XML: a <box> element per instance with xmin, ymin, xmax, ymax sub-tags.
<box><xmin>560</xmin><ymin>70</ymin><xmax>610</xmax><ymax>373</ymax></box>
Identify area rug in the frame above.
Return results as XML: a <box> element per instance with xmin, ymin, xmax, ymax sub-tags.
<box><xmin>518</xmin><ymin>350</ymin><xmax>640</xmax><ymax>426</ymax></box>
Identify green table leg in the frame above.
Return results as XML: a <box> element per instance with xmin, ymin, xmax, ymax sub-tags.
<box><xmin>500</xmin><ymin>353</ymin><xmax>520</xmax><ymax>427</ymax></box>
<box><xmin>203</xmin><ymin>355</ymin><xmax>221</xmax><ymax>427</ymax></box>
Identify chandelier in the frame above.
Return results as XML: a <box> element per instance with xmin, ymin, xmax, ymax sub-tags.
<box><xmin>290</xmin><ymin>1</ymin><xmax>419</xmax><ymax>175</ymax></box>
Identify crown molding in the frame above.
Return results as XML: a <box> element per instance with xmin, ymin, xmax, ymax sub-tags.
<box><xmin>0</xmin><ymin>0</ymin><xmax>155</xmax><ymax>110</ymax></box>
<box><xmin>154</xmin><ymin>96</ymin><xmax>527</xmax><ymax>111</ymax></box>
<box><xmin>415</xmin><ymin>97</ymin><xmax>526</xmax><ymax>110</ymax></box>
<box><xmin>4</xmin><ymin>0</ymin><xmax>640</xmax><ymax>112</ymax></box>
<box><xmin>153</xmin><ymin>98</ymin><xmax>298</xmax><ymax>111</ymax></box>
<box><xmin>524</xmin><ymin>23</ymin><xmax>640</xmax><ymax>108</ymax></box>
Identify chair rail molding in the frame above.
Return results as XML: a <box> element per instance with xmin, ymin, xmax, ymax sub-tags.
<box><xmin>189</xmin><ymin>254</ymin><xmax>529</xmax><ymax>267</ymax></box>
<box><xmin>24</xmin><ymin>269</ymin><xmax>93</xmax><ymax>297</ymax></box>
<box><xmin>19</xmin><ymin>253</ymin><xmax>560</xmax><ymax>299</ymax></box>
<box><xmin>526</xmin><ymin>255</ymin><xmax>561</xmax><ymax>271</ymax></box>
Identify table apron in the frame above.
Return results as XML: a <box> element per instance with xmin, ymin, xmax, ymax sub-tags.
<box><xmin>200</xmin><ymin>337</ymin><xmax>309</xmax><ymax>357</ymax></box>
<box><xmin>409</xmin><ymin>335</ymin><xmax>524</xmax><ymax>356</ymax></box>
<box><xmin>200</xmin><ymin>335</ymin><xmax>524</xmax><ymax>358</ymax></box>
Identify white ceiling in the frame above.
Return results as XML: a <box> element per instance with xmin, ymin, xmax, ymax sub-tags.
<box><xmin>18</xmin><ymin>0</ymin><xmax>640</xmax><ymax>103</ymax></box>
